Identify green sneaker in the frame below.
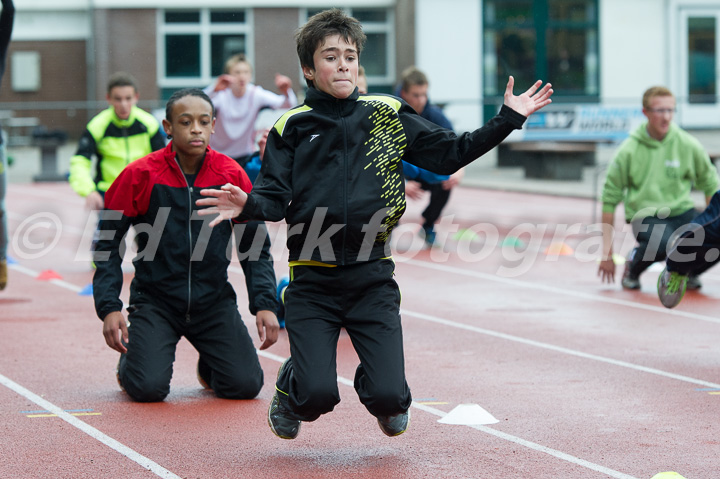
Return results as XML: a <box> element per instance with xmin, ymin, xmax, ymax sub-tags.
<box><xmin>268</xmin><ymin>359</ymin><xmax>301</xmax><ymax>439</ymax></box>
<box><xmin>657</xmin><ymin>268</ymin><xmax>688</xmax><ymax>309</ymax></box>
<box><xmin>377</xmin><ymin>410</ymin><xmax>410</xmax><ymax>437</ymax></box>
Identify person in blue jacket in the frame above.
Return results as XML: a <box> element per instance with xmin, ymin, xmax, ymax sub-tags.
<box><xmin>398</xmin><ymin>66</ymin><xmax>465</xmax><ymax>246</ymax></box>
<box><xmin>358</xmin><ymin>66</ymin><xmax>449</xmax><ymax>188</ymax></box>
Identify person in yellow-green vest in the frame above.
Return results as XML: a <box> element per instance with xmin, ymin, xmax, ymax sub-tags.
<box><xmin>69</xmin><ymin>72</ymin><xmax>166</xmax><ymax>211</ymax></box>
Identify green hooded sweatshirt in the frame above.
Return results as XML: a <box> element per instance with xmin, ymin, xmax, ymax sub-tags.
<box><xmin>601</xmin><ymin>122</ymin><xmax>718</xmax><ymax>222</ymax></box>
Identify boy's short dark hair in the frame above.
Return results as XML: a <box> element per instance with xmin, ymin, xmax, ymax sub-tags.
<box><xmin>107</xmin><ymin>72</ymin><xmax>138</xmax><ymax>95</ymax></box>
<box><xmin>295</xmin><ymin>8</ymin><xmax>366</xmax><ymax>87</ymax></box>
<box><xmin>165</xmin><ymin>88</ymin><xmax>215</xmax><ymax>121</ymax></box>
<box><xmin>400</xmin><ymin>66</ymin><xmax>428</xmax><ymax>93</ymax></box>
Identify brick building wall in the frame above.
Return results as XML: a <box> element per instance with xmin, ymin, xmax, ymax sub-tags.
<box><xmin>253</xmin><ymin>8</ymin><xmax>302</xmax><ymax>96</ymax></box>
<box><xmin>0</xmin><ymin>40</ymin><xmax>88</xmax><ymax>139</ymax></box>
<box><xmin>93</xmin><ymin>9</ymin><xmax>158</xmax><ymax>105</ymax></box>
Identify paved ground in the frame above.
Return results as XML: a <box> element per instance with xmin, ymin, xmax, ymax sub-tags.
<box><xmin>1</xmin><ymin>181</ymin><xmax>718</xmax><ymax>478</ymax></box>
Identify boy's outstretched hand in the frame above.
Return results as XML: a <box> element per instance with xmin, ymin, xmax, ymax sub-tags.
<box><xmin>197</xmin><ymin>184</ymin><xmax>248</xmax><ymax>227</ymax></box>
<box><xmin>503</xmin><ymin>76</ymin><xmax>553</xmax><ymax>117</ymax></box>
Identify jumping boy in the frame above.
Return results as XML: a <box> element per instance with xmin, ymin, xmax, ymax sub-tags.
<box><xmin>94</xmin><ymin>88</ymin><xmax>279</xmax><ymax>402</ymax></box>
<box><xmin>198</xmin><ymin>9</ymin><xmax>552</xmax><ymax>438</ymax></box>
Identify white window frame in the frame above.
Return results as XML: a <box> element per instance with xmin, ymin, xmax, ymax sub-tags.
<box><xmin>157</xmin><ymin>8</ymin><xmax>254</xmax><ymax>89</ymax></box>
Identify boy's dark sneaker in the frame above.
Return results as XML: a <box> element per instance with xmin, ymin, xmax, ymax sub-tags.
<box><xmin>268</xmin><ymin>359</ymin><xmax>301</xmax><ymax>439</ymax></box>
<box><xmin>116</xmin><ymin>357</ymin><xmax>125</xmax><ymax>392</ymax></box>
<box><xmin>657</xmin><ymin>267</ymin><xmax>688</xmax><ymax>309</ymax></box>
<box><xmin>377</xmin><ymin>410</ymin><xmax>410</xmax><ymax>437</ymax></box>
<box><xmin>197</xmin><ymin>357</ymin><xmax>212</xmax><ymax>390</ymax></box>
<box><xmin>686</xmin><ymin>275</ymin><xmax>702</xmax><ymax>290</ymax></box>
<box><xmin>621</xmin><ymin>264</ymin><xmax>640</xmax><ymax>290</ymax></box>
<box><xmin>421</xmin><ymin>226</ymin><xmax>436</xmax><ymax>247</ymax></box>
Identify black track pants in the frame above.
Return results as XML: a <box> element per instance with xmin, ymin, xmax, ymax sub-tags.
<box><xmin>275</xmin><ymin>259</ymin><xmax>412</xmax><ymax>421</ymax></box>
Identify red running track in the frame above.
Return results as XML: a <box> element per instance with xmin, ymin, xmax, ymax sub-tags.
<box><xmin>1</xmin><ymin>182</ymin><xmax>718</xmax><ymax>479</ymax></box>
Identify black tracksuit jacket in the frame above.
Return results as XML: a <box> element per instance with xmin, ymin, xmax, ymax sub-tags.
<box><xmin>238</xmin><ymin>87</ymin><xmax>526</xmax><ymax>265</ymax></box>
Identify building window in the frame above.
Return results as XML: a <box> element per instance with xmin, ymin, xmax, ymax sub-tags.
<box><xmin>687</xmin><ymin>16</ymin><xmax>717</xmax><ymax>104</ymax></box>
<box><xmin>305</xmin><ymin>7</ymin><xmax>395</xmax><ymax>91</ymax></box>
<box><xmin>483</xmin><ymin>0</ymin><xmax>598</xmax><ymax>101</ymax></box>
<box><xmin>158</xmin><ymin>8</ymin><xmax>251</xmax><ymax>97</ymax></box>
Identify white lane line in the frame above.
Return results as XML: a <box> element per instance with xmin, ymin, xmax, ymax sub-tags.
<box><xmin>11</xmin><ymin>263</ymin><xmax>84</xmax><ymax>293</ymax></box>
<box><xmin>7</xmin><ymin>210</ymin><xmax>92</xmax><ymax>236</ymax></box>
<box><xmin>402</xmin><ymin>309</ymin><xmax>720</xmax><ymax>389</ymax></box>
<box><xmin>5</xmin><ymin>263</ymin><xmax>640</xmax><ymax>478</ymax></box>
<box><xmin>0</xmin><ymin>373</ymin><xmax>181</xmax><ymax>479</ymax></box>
<box><xmin>14</xmin><ymin>260</ymin><xmax>719</xmax><ymax>388</ymax></box>
<box><xmin>414</xmin><ymin>400</ymin><xmax>638</xmax><ymax>479</ymax></box>
<box><xmin>257</xmin><ymin>351</ymin><xmax>638</xmax><ymax>479</ymax></box>
<box><xmin>6</xmin><ymin>186</ymin><xmax>84</xmax><ymax>205</ymax></box>
<box><xmin>405</xmin><ymin>258</ymin><xmax>720</xmax><ymax>325</ymax></box>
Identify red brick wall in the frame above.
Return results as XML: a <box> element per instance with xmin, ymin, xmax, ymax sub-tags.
<box><xmin>0</xmin><ymin>40</ymin><xmax>89</xmax><ymax>138</ymax></box>
<box><xmin>93</xmin><ymin>9</ymin><xmax>159</xmax><ymax>104</ymax></box>
<box><xmin>253</xmin><ymin>8</ymin><xmax>301</xmax><ymax>95</ymax></box>
<box><xmin>0</xmin><ymin>9</ymin><xmax>160</xmax><ymax>140</ymax></box>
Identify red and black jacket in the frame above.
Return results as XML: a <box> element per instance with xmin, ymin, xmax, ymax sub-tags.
<box><xmin>93</xmin><ymin>142</ymin><xmax>277</xmax><ymax>321</ymax></box>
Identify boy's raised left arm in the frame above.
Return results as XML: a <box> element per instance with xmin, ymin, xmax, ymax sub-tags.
<box><xmin>400</xmin><ymin>76</ymin><xmax>552</xmax><ymax>176</ymax></box>
<box><xmin>503</xmin><ymin>76</ymin><xmax>553</xmax><ymax>117</ymax></box>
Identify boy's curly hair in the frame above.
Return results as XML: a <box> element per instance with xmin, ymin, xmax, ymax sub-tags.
<box><xmin>295</xmin><ymin>8</ymin><xmax>366</xmax><ymax>87</ymax></box>
<box><xmin>165</xmin><ymin>88</ymin><xmax>215</xmax><ymax>122</ymax></box>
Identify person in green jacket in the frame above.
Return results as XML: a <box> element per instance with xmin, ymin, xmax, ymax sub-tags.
<box><xmin>69</xmin><ymin>72</ymin><xmax>165</xmax><ymax>211</ymax></box>
<box><xmin>598</xmin><ymin>86</ymin><xmax>719</xmax><ymax>290</ymax></box>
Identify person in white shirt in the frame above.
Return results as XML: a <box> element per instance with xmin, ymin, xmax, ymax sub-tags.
<box><xmin>204</xmin><ymin>54</ymin><xmax>298</xmax><ymax>164</ymax></box>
